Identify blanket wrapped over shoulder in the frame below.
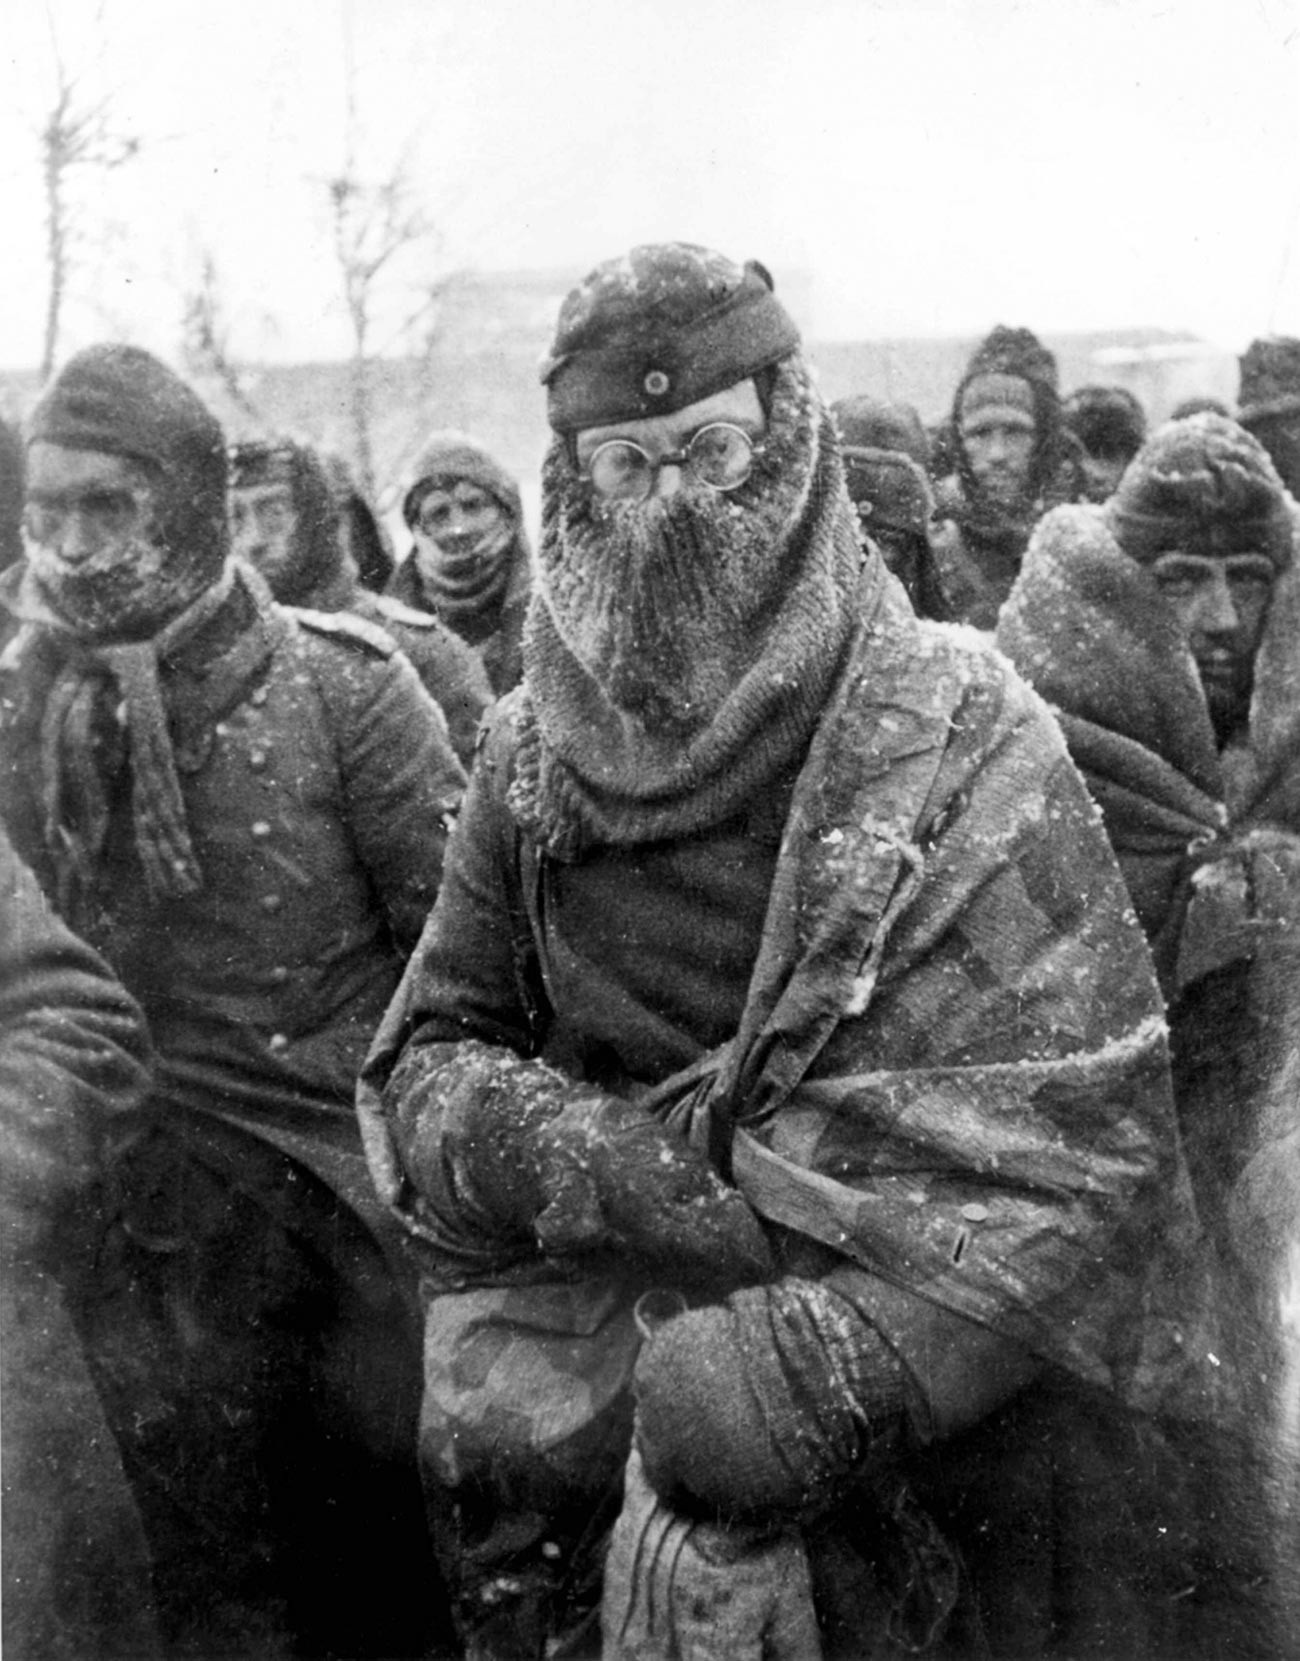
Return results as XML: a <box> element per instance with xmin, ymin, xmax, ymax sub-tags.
<box><xmin>996</xmin><ymin>502</ymin><xmax>1300</xmax><ymax>990</ymax></box>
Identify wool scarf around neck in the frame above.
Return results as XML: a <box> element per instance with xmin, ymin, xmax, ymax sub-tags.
<box><xmin>509</xmin><ymin>359</ymin><xmax>868</xmax><ymax>859</ymax></box>
<box><xmin>19</xmin><ymin>562</ymin><xmax>239</xmax><ymax>913</ymax></box>
<box><xmin>413</xmin><ymin>519</ymin><xmax>522</xmax><ymax>644</ymax></box>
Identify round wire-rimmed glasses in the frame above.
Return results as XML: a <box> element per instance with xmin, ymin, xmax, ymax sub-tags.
<box><xmin>585</xmin><ymin>422</ymin><xmax>761</xmax><ymax>502</ymax></box>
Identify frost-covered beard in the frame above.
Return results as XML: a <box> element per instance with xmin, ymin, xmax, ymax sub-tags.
<box><xmin>26</xmin><ymin>523</ymin><xmax>220</xmax><ymax>642</ymax></box>
<box><xmin>538</xmin><ymin>366</ymin><xmax>818</xmax><ymax>736</ymax></box>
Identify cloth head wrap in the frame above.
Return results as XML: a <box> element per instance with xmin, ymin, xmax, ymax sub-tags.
<box><xmin>1105</xmin><ymin>413</ymin><xmax>1293</xmax><ymax>570</ymax></box>
<box><xmin>400</xmin><ymin>431</ymin><xmax>523</xmax><ymax>529</ymax></box>
<box><xmin>540</xmin><ymin>243</ymin><xmax>801</xmax><ymax>433</ymax></box>
<box><xmin>27</xmin><ymin>345</ymin><xmax>228</xmax><ymax>584</ymax></box>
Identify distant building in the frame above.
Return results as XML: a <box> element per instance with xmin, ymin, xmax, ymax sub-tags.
<box><xmin>0</xmin><ymin>272</ymin><xmax>1238</xmax><ymax>553</ymax></box>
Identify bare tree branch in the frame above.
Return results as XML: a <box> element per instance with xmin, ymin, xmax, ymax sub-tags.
<box><xmin>38</xmin><ymin>47</ymin><xmax>139</xmax><ymax>381</ymax></box>
<box><xmin>326</xmin><ymin>162</ymin><xmax>433</xmax><ymax>500</ymax></box>
<box><xmin>180</xmin><ymin>251</ymin><xmax>264</xmax><ymax>424</ymax></box>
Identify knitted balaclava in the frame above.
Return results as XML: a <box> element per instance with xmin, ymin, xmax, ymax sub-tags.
<box><xmin>25</xmin><ymin>345</ymin><xmax>228</xmax><ymax>639</ymax></box>
<box><xmin>400</xmin><ymin>431</ymin><xmax>527</xmax><ymax>632</ymax></box>
<box><xmin>1105</xmin><ymin>414</ymin><xmax>1293</xmax><ymax>570</ymax></box>
<box><xmin>512</xmin><ymin>243</ymin><xmax>867</xmax><ymax>858</ymax></box>
<box><xmin>951</xmin><ymin>325</ymin><xmax>1063</xmax><ymax>513</ymax></box>
<box><xmin>229</xmin><ymin>437</ymin><xmax>343</xmax><ymax>605</ymax></box>
<box><xmin>1238</xmin><ymin>336</ymin><xmax>1300</xmax><ymax>497</ymax></box>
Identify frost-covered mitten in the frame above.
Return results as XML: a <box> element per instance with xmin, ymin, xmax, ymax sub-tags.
<box><xmin>388</xmin><ymin>1038</ymin><xmax>773</xmax><ymax>1287</ymax></box>
<box><xmin>634</xmin><ymin>1278</ymin><xmax>906</xmax><ymax>1519</ymax></box>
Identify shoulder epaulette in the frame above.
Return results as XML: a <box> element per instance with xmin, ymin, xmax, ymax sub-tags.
<box><xmin>290</xmin><ymin>605</ymin><xmax>399</xmax><ymax>659</ymax></box>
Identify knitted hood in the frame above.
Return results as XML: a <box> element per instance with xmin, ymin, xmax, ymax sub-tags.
<box><xmin>948</xmin><ymin>325</ymin><xmax>1067</xmax><ymax>521</ymax></box>
<box><xmin>400</xmin><ymin>432</ymin><xmax>524</xmax><ymax>529</ymax></box>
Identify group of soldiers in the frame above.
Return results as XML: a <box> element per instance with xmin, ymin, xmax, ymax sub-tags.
<box><xmin>2</xmin><ymin>243</ymin><xmax>1299</xmax><ymax>1661</ymax></box>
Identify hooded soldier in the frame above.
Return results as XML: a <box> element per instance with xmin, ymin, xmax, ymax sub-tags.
<box><xmin>831</xmin><ymin>394</ymin><xmax>952</xmax><ymax>620</ymax></box>
<box><xmin>934</xmin><ymin>324</ymin><xmax>1076</xmax><ymax>627</ymax></box>
<box><xmin>229</xmin><ymin>436</ymin><xmax>491</xmax><ymax>765</ymax></box>
<box><xmin>359</xmin><ymin>244</ymin><xmax>1205</xmax><ymax>1660</ymax></box>
<box><xmin>391</xmin><ymin>431</ymin><xmax>532</xmax><ymax>695</ymax></box>
<box><xmin>1061</xmin><ymin>384</ymin><xmax>1147</xmax><ymax>503</ymax></box>
<box><xmin>0</xmin><ymin>345</ymin><xmax>464</xmax><ymax>1658</ymax></box>
<box><xmin>1238</xmin><ymin>335</ymin><xmax>1300</xmax><ymax>499</ymax></box>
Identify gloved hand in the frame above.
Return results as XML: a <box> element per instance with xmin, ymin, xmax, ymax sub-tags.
<box><xmin>602</xmin><ymin>1447</ymin><xmax>822</xmax><ymax>1661</ymax></box>
<box><xmin>390</xmin><ymin>1039</ymin><xmax>773</xmax><ymax>1288</ymax></box>
<box><xmin>633</xmin><ymin>1280</ymin><xmax>906</xmax><ymax>1519</ymax></box>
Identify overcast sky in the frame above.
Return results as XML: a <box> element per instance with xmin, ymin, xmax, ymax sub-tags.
<box><xmin>2</xmin><ymin>0</ymin><xmax>1298</xmax><ymax>371</ymax></box>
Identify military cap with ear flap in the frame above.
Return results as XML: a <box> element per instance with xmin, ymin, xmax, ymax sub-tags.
<box><xmin>540</xmin><ymin>242</ymin><xmax>801</xmax><ymax>433</ymax></box>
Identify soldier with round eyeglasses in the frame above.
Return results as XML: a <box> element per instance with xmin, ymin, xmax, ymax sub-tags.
<box><xmin>361</xmin><ymin>243</ymin><xmax>1210</xmax><ymax>1660</ymax></box>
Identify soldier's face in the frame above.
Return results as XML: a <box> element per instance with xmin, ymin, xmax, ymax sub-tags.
<box><xmin>24</xmin><ymin>443</ymin><xmax>174</xmax><ymax>630</ymax></box>
<box><xmin>230</xmin><ymin>481</ymin><xmax>300</xmax><ymax>590</ymax></box>
<box><xmin>959</xmin><ymin>406</ymin><xmax>1037</xmax><ymax>508</ymax></box>
<box><xmin>1151</xmin><ymin>550</ymin><xmax>1276</xmax><ymax>732</ymax></box>
<box><xmin>413</xmin><ymin>483</ymin><xmax>507</xmax><ymax>560</ymax></box>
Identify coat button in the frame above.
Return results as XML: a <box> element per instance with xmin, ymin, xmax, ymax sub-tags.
<box><xmin>251</xmin><ymin>820</ymin><xmax>271</xmax><ymax>838</ymax></box>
